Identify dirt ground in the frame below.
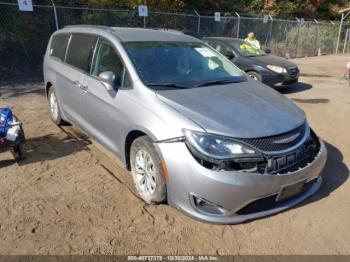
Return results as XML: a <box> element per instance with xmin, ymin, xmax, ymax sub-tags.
<box><xmin>0</xmin><ymin>54</ymin><xmax>349</xmax><ymax>255</ymax></box>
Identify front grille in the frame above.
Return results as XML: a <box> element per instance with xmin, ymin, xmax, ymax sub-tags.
<box><xmin>239</xmin><ymin>123</ymin><xmax>306</xmax><ymax>152</ymax></box>
<box><xmin>258</xmin><ymin>129</ymin><xmax>320</xmax><ymax>175</ymax></box>
<box><xmin>236</xmin><ymin>178</ymin><xmax>318</xmax><ymax>215</ymax></box>
<box><xmin>287</xmin><ymin>67</ymin><xmax>299</xmax><ymax>78</ymax></box>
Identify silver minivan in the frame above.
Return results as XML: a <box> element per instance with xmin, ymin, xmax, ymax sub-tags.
<box><xmin>43</xmin><ymin>25</ymin><xmax>327</xmax><ymax>224</ymax></box>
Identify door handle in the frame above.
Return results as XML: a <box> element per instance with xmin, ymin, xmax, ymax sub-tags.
<box><xmin>73</xmin><ymin>81</ymin><xmax>88</xmax><ymax>91</ymax></box>
<box><xmin>73</xmin><ymin>80</ymin><xmax>82</xmax><ymax>88</ymax></box>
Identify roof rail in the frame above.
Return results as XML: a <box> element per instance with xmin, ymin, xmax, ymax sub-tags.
<box><xmin>64</xmin><ymin>25</ymin><xmax>184</xmax><ymax>34</ymax></box>
<box><xmin>143</xmin><ymin>27</ymin><xmax>184</xmax><ymax>34</ymax></box>
<box><xmin>63</xmin><ymin>25</ymin><xmax>113</xmax><ymax>32</ymax></box>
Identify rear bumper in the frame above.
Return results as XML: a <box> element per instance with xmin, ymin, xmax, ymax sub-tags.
<box><xmin>157</xmin><ymin>140</ymin><xmax>327</xmax><ymax>224</ymax></box>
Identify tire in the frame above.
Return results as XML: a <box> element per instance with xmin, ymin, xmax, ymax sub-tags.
<box><xmin>48</xmin><ymin>88</ymin><xmax>64</xmax><ymax>126</ymax></box>
<box><xmin>130</xmin><ymin>136</ymin><xmax>167</xmax><ymax>204</ymax></box>
<box><xmin>11</xmin><ymin>125</ymin><xmax>26</xmax><ymax>161</ymax></box>
<box><xmin>12</xmin><ymin>143</ymin><xmax>26</xmax><ymax>161</ymax></box>
<box><xmin>247</xmin><ymin>71</ymin><xmax>262</xmax><ymax>82</ymax></box>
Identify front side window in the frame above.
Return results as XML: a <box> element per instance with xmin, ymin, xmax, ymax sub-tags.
<box><xmin>123</xmin><ymin>41</ymin><xmax>246</xmax><ymax>88</ymax></box>
<box><xmin>50</xmin><ymin>34</ymin><xmax>69</xmax><ymax>60</ymax></box>
<box><xmin>91</xmin><ymin>40</ymin><xmax>124</xmax><ymax>87</ymax></box>
<box><xmin>230</xmin><ymin>40</ymin><xmax>265</xmax><ymax>57</ymax></box>
<box><xmin>207</xmin><ymin>40</ymin><xmax>232</xmax><ymax>55</ymax></box>
<box><xmin>65</xmin><ymin>34</ymin><xmax>97</xmax><ymax>72</ymax></box>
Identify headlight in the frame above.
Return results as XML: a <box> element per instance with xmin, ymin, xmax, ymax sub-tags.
<box><xmin>183</xmin><ymin>129</ymin><xmax>257</xmax><ymax>161</ymax></box>
<box><xmin>267</xmin><ymin>65</ymin><xmax>287</xmax><ymax>74</ymax></box>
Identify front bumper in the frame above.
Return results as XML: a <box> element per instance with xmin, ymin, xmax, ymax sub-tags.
<box><xmin>157</xmin><ymin>140</ymin><xmax>327</xmax><ymax>224</ymax></box>
<box><xmin>261</xmin><ymin>68</ymin><xmax>300</xmax><ymax>86</ymax></box>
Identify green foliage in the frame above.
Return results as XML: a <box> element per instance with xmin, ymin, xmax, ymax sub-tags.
<box><xmin>33</xmin><ymin>0</ymin><xmax>349</xmax><ymax>19</ymax></box>
<box><xmin>0</xmin><ymin>0</ymin><xmax>348</xmax><ymax>84</ymax></box>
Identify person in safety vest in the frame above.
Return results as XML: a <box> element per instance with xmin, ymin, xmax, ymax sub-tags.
<box><xmin>244</xmin><ymin>32</ymin><xmax>261</xmax><ymax>50</ymax></box>
<box><xmin>239</xmin><ymin>42</ymin><xmax>261</xmax><ymax>56</ymax></box>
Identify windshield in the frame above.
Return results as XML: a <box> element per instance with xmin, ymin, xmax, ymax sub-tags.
<box><xmin>230</xmin><ymin>40</ymin><xmax>266</xmax><ymax>57</ymax></box>
<box><xmin>123</xmin><ymin>41</ymin><xmax>246</xmax><ymax>88</ymax></box>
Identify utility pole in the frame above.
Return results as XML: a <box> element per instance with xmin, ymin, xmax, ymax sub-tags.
<box><xmin>235</xmin><ymin>12</ymin><xmax>240</xmax><ymax>38</ymax></box>
<box><xmin>50</xmin><ymin>0</ymin><xmax>59</xmax><ymax>31</ymax></box>
<box><xmin>336</xmin><ymin>10</ymin><xmax>349</xmax><ymax>54</ymax></box>
<box><xmin>194</xmin><ymin>10</ymin><xmax>201</xmax><ymax>34</ymax></box>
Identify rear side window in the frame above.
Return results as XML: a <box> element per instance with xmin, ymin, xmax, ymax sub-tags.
<box><xmin>65</xmin><ymin>34</ymin><xmax>97</xmax><ymax>72</ymax></box>
<box><xmin>50</xmin><ymin>34</ymin><xmax>69</xmax><ymax>60</ymax></box>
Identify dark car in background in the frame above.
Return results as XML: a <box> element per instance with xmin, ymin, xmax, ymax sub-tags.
<box><xmin>203</xmin><ymin>37</ymin><xmax>300</xmax><ymax>87</ymax></box>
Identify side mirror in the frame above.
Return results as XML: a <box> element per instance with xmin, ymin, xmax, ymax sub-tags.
<box><xmin>225</xmin><ymin>51</ymin><xmax>235</xmax><ymax>59</ymax></box>
<box><xmin>98</xmin><ymin>71</ymin><xmax>115</xmax><ymax>91</ymax></box>
<box><xmin>264</xmin><ymin>48</ymin><xmax>271</xmax><ymax>54</ymax></box>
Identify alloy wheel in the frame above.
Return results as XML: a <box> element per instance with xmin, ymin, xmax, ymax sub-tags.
<box><xmin>249</xmin><ymin>74</ymin><xmax>258</xmax><ymax>80</ymax></box>
<box><xmin>134</xmin><ymin>149</ymin><xmax>157</xmax><ymax>195</ymax></box>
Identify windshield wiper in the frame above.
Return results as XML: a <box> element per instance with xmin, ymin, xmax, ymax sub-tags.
<box><xmin>195</xmin><ymin>79</ymin><xmax>242</xmax><ymax>87</ymax></box>
<box><xmin>146</xmin><ymin>82</ymin><xmax>191</xmax><ymax>89</ymax></box>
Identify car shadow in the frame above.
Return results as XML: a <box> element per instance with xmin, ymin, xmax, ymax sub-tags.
<box><xmin>0</xmin><ymin>159</ymin><xmax>17</xmax><ymax>168</ymax></box>
<box><xmin>0</xmin><ymin>84</ymin><xmax>45</xmax><ymax>99</ymax></box>
<box><xmin>0</xmin><ymin>133</ymin><xmax>91</xmax><ymax>167</ymax></box>
<box><xmin>2</xmin><ymin>134</ymin><xmax>347</xmax><ymax>225</ymax></box>
<box><xmin>275</xmin><ymin>81</ymin><xmax>313</xmax><ymax>94</ymax></box>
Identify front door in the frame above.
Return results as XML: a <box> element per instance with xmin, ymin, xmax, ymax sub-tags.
<box><xmin>81</xmin><ymin>38</ymin><xmax>127</xmax><ymax>155</ymax></box>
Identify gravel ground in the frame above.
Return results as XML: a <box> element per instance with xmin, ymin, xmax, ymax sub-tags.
<box><xmin>0</xmin><ymin>54</ymin><xmax>349</xmax><ymax>255</ymax></box>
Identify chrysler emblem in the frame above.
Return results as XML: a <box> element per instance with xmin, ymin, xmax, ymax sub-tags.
<box><xmin>273</xmin><ymin>133</ymin><xmax>300</xmax><ymax>144</ymax></box>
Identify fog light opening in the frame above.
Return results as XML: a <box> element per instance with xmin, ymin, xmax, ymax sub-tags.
<box><xmin>192</xmin><ymin>194</ymin><xmax>229</xmax><ymax>216</ymax></box>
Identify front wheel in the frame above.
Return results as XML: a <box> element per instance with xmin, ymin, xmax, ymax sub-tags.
<box><xmin>130</xmin><ymin>136</ymin><xmax>167</xmax><ymax>204</ymax></box>
<box><xmin>246</xmin><ymin>71</ymin><xmax>262</xmax><ymax>82</ymax></box>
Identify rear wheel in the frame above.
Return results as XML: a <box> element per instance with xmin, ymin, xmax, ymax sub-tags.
<box><xmin>247</xmin><ymin>71</ymin><xmax>262</xmax><ymax>82</ymax></box>
<box><xmin>130</xmin><ymin>136</ymin><xmax>166</xmax><ymax>204</ymax></box>
<box><xmin>48</xmin><ymin>88</ymin><xmax>63</xmax><ymax>126</ymax></box>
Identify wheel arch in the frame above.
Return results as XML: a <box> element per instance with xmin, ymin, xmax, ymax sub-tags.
<box><xmin>245</xmin><ymin>69</ymin><xmax>259</xmax><ymax>74</ymax></box>
<box><xmin>123</xmin><ymin>127</ymin><xmax>167</xmax><ymax>171</ymax></box>
<box><xmin>45</xmin><ymin>82</ymin><xmax>53</xmax><ymax>97</ymax></box>
<box><xmin>124</xmin><ymin>130</ymin><xmax>148</xmax><ymax>171</ymax></box>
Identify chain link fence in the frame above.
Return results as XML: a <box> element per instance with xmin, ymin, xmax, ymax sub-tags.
<box><xmin>0</xmin><ymin>2</ymin><xmax>349</xmax><ymax>85</ymax></box>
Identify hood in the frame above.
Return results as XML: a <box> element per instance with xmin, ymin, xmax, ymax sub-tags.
<box><xmin>248</xmin><ymin>55</ymin><xmax>297</xmax><ymax>68</ymax></box>
<box><xmin>156</xmin><ymin>79</ymin><xmax>305</xmax><ymax>138</ymax></box>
